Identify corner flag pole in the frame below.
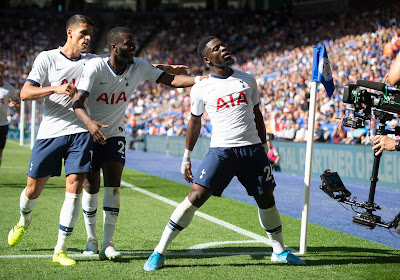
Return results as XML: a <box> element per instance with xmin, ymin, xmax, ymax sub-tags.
<box><xmin>299</xmin><ymin>44</ymin><xmax>334</xmax><ymax>255</ymax></box>
<box><xmin>299</xmin><ymin>81</ymin><xmax>318</xmax><ymax>255</ymax></box>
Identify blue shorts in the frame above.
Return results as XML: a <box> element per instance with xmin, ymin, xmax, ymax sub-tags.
<box><xmin>92</xmin><ymin>137</ymin><xmax>126</xmax><ymax>172</ymax></box>
<box><xmin>27</xmin><ymin>132</ymin><xmax>93</xmax><ymax>178</ymax></box>
<box><xmin>193</xmin><ymin>143</ymin><xmax>276</xmax><ymax>197</ymax></box>
<box><xmin>0</xmin><ymin>125</ymin><xmax>8</xmax><ymax>149</ymax></box>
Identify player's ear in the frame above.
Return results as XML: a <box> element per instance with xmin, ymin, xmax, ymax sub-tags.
<box><xmin>66</xmin><ymin>28</ymin><xmax>73</xmax><ymax>38</ymax></box>
<box><xmin>111</xmin><ymin>44</ymin><xmax>117</xmax><ymax>53</ymax></box>
<box><xmin>203</xmin><ymin>57</ymin><xmax>210</xmax><ymax>64</ymax></box>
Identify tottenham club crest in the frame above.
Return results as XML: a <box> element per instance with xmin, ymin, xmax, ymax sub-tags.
<box><xmin>318</xmin><ymin>57</ymin><xmax>333</xmax><ymax>81</ymax></box>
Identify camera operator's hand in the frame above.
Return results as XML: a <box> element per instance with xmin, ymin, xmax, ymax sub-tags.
<box><xmin>372</xmin><ymin>135</ymin><xmax>396</xmax><ymax>155</ymax></box>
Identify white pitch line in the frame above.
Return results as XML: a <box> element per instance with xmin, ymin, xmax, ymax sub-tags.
<box><xmin>120</xmin><ymin>180</ymin><xmax>271</xmax><ymax>245</ymax></box>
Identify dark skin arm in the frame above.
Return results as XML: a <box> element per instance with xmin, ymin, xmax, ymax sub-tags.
<box><xmin>182</xmin><ymin>115</ymin><xmax>202</xmax><ymax>183</ymax></box>
<box><xmin>153</xmin><ymin>64</ymin><xmax>190</xmax><ymax>75</ymax></box>
<box><xmin>254</xmin><ymin>104</ymin><xmax>267</xmax><ymax>145</ymax></box>
<box><xmin>158</xmin><ymin>72</ymin><xmax>196</xmax><ymax>88</ymax></box>
<box><xmin>71</xmin><ymin>92</ymin><xmax>109</xmax><ymax>145</ymax></box>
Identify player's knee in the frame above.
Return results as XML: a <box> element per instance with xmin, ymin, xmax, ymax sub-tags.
<box><xmin>188</xmin><ymin>184</ymin><xmax>211</xmax><ymax>207</ymax></box>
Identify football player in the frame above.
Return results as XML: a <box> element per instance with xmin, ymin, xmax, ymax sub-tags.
<box><xmin>7</xmin><ymin>14</ymin><xmax>95</xmax><ymax>266</ymax></box>
<box><xmin>72</xmin><ymin>26</ymin><xmax>200</xmax><ymax>261</ymax></box>
<box><xmin>144</xmin><ymin>36</ymin><xmax>306</xmax><ymax>271</ymax></box>
<box><xmin>0</xmin><ymin>61</ymin><xmax>18</xmax><ymax>167</ymax></box>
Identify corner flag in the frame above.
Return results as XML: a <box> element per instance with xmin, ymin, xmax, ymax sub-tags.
<box><xmin>300</xmin><ymin>45</ymin><xmax>335</xmax><ymax>255</ymax></box>
<box><xmin>311</xmin><ymin>45</ymin><xmax>335</xmax><ymax>97</ymax></box>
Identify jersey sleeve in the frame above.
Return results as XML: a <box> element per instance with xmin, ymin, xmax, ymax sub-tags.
<box><xmin>190</xmin><ymin>85</ymin><xmax>204</xmax><ymax>117</ymax></box>
<box><xmin>26</xmin><ymin>51</ymin><xmax>48</xmax><ymax>87</ymax></box>
<box><xmin>249</xmin><ymin>76</ymin><xmax>259</xmax><ymax>106</ymax></box>
<box><xmin>137</xmin><ymin>59</ymin><xmax>164</xmax><ymax>82</ymax></box>
<box><xmin>77</xmin><ymin>60</ymin><xmax>98</xmax><ymax>95</ymax></box>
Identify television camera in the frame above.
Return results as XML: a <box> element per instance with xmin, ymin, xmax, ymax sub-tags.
<box><xmin>320</xmin><ymin>80</ymin><xmax>400</xmax><ymax>234</ymax></box>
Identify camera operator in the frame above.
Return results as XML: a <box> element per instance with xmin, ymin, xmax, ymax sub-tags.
<box><xmin>372</xmin><ymin>51</ymin><xmax>400</xmax><ymax>156</ymax></box>
<box><xmin>372</xmin><ymin>134</ymin><xmax>399</xmax><ymax>156</ymax></box>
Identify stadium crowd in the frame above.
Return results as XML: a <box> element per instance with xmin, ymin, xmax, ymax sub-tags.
<box><xmin>1</xmin><ymin>2</ymin><xmax>400</xmax><ymax>146</ymax></box>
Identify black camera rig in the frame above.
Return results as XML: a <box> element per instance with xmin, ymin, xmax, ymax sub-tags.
<box><xmin>320</xmin><ymin>79</ymin><xmax>400</xmax><ymax>234</ymax></box>
<box><xmin>320</xmin><ymin>169</ymin><xmax>400</xmax><ymax>232</ymax></box>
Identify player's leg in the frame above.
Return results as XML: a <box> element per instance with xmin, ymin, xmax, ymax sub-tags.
<box><xmin>82</xmin><ymin>173</ymin><xmax>100</xmax><ymax>255</ymax></box>
<box><xmin>0</xmin><ymin>125</ymin><xmax>8</xmax><ymax>167</ymax></box>
<box><xmin>254</xmin><ymin>191</ymin><xmax>304</xmax><ymax>265</ymax></box>
<box><xmin>99</xmin><ymin>160</ymin><xmax>123</xmax><ymax>261</ymax></box>
<box><xmin>8</xmin><ymin>137</ymin><xmax>63</xmax><ymax>246</ymax></box>
<box><xmin>8</xmin><ymin>176</ymin><xmax>49</xmax><ymax>246</ymax></box>
<box><xmin>53</xmin><ymin>173</ymin><xmax>86</xmax><ymax>266</ymax></box>
<box><xmin>144</xmin><ymin>183</ymin><xmax>212</xmax><ymax>271</ymax></box>
<box><xmin>53</xmin><ymin>132</ymin><xmax>92</xmax><ymax>266</ymax></box>
<box><xmin>145</xmin><ymin>147</ymin><xmax>233</xmax><ymax>271</ymax></box>
<box><xmin>239</xmin><ymin>144</ymin><xmax>304</xmax><ymax>265</ymax></box>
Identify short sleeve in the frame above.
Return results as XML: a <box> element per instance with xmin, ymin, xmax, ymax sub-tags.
<box><xmin>190</xmin><ymin>86</ymin><xmax>204</xmax><ymax>117</ymax></box>
<box><xmin>137</xmin><ymin>59</ymin><xmax>164</xmax><ymax>82</ymax></box>
<box><xmin>26</xmin><ymin>51</ymin><xmax>48</xmax><ymax>86</ymax></box>
<box><xmin>249</xmin><ymin>76</ymin><xmax>259</xmax><ymax>105</ymax></box>
<box><xmin>77</xmin><ymin>60</ymin><xmax>98</xmax><ymax>95</ymax></box>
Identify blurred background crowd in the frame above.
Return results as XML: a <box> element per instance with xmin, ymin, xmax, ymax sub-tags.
<box><xmin>1</xmin><ymin>0</ymin><xmax>400</xmax><ymax>149</ymax></box>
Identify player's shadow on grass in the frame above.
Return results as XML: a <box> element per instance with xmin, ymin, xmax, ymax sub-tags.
<box><xmin>119</xmin><ymin>246</ymin><xmax>400</xmax><ymax>266</ymax></box>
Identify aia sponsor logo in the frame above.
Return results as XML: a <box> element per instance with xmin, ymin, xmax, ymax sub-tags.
<box><xmin>96</xmin><ymin>92</ymin><xmax>127</xmax><ymax>104</ymax></box>
<box><xmin>216</xmin><ymin>91</ymin><xmax>248</xmax><ymax>112</ymax></box>
<box><xmin>61</xmin><ymin>79</ymin><xmax>76</xmax><ymax>85</ymax></box>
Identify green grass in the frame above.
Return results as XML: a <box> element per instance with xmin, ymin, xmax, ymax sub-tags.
<box><xmin>1</xmin><ymin>140</ymin><xmax>400</xmax><ymax>280</ymax></box>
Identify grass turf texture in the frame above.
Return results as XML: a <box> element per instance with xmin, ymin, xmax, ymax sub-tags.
<box><xmin>1</xmin><ymin>140</ymin><xmax>399</xmax><ymax>280</ymax></box>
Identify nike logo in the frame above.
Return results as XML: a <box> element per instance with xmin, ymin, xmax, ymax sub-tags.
<box><xmin>56</xmin><ymin>68</ymin><xmax>63</xmax><ymax>71</ymax></box>
<box><xmin>100</xmin><ymin>82</ymin><xmax>108</xmax><ymax>84</ymax></box>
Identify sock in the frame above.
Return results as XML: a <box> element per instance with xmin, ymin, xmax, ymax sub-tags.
<box><xmin>54</xmin><ymin>192</ymin><xmax>81</xmax><ymax>253</ymax></box>
<box><xmin>82</xmin><ymin>189</ymin><xmax>99</xmax><ymax>242</ymax></box>
<box><xmin>102</xmin><ymin>187</ymin><xmax>120</xmax><ymax>248</ymax></box>
<box><xmin>19</xmin><ymin>187</ymin><xmax>38</xmax><ymax>226</ymax></box>
<box><xmin>154</xmin><ymin>197</ymin><xmax>198</xmax><ymax>255</ymax></box>
<box><xmin>258</xmin><ymin>205</ymin><xmax>285</xmax><ymax>254</ymax></box>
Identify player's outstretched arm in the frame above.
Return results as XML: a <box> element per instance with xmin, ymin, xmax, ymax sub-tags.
<box><xmin>153</xmin><ymin>64</ymin><xmax>190</xmax><ymax>76</ymax></box>
<box><xmin>20</xmin><ymin>81</ymin><xmax>77</xmax><ymax>101</ymax></box>
<box><xmin>72</xmin><ymin>92</ymin><xmax>109</xmax><ymax>145</ymax></box>
<box><xmin>181</xmin><ymin>115</ymin><xmax>202</xmax><ymax>183</ymax></box>
<box><xmin>158</xmin><ymin>72</ymin><xmax>197</xmax><ymax>88</ymax></box>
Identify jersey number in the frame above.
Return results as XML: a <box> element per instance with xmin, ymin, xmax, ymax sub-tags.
<box><xmin>263</xmin><ymin>165</ymin><xmax>272</xmax><ymax>181</ymax></box>
<box><xmin>118</xmin><ymin>141</ymin><xmax>125</xmax><ymax>159</ymax></box>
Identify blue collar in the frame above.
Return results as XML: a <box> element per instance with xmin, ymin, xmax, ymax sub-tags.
<box><xmin>107</xmin><ymin>59</ymin><xmax>127</xmax><ymax>75</ymax></box>
<box><xmin>59</xmin><ymin>51</ymin><xmax>81</xmax><ymax>61</ymax></box>
<box><xmin>210</xmin><ymin>69</ymin><xmax>233</xmax><ymax>79</ymax></box>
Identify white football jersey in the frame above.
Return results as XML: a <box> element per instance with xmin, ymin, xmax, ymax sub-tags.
<box><xmin>27</xmin><ymin>49</ymin><xmax>96</xmax><ymax>139</ymax></box>
<box><xmin>77</xmin><ymin>56</ymin><xmax>163</xmax><ymax>139</ymax></box>
<box><xmin>0</xmin><ymin>82</ymin><xmax>17</xmax><ymax>126</ymax></box>
<box><xmin>190</xmin><ymin>69</ymin><xmax>261</xmax><ymax>147</ymax></box>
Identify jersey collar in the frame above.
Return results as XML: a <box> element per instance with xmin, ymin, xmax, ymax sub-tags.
<box><xmin>107</xmin><ymin>59</ymin><xmax>127</xmax><ymax>75</ymax></box>
<box><xmin>210</xmin><ymin>68</ymin><xmax>234</xmax><ymax>79</ymax></box>
<box><xmin>59</xmin><ymin>50</ymin><xmax>81</xmax><ymax>61</ymax></box>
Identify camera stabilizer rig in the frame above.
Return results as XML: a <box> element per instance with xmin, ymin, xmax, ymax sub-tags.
<box><xmin>319</xmin><ymin>79</ymin><xmax>400</xmax><ymax>234</ymax></box>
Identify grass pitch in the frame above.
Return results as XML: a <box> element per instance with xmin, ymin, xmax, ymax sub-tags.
<box><xmin>0</xmin><ymin>140</ymin><xmax>399</xmax><ymax>280</ymax></box>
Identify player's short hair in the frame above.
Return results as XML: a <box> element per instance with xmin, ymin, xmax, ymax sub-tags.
<box><xmin>107</xmin><ymin>27</ymin><xmax>132</xmax><ymax>47</ymax></box>
<box><xmin>197</xmin><ymin>36</ymin><xmax>216</xmax><ymax>58</ymax></box>
<box><xmin>66</xmin><ymin>14</ymin><xmax>94</xmax><ymax>30</ymax></box>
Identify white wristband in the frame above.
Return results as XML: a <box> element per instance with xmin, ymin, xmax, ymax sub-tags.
<box><xmin>183</xmin><ymin>148</ymin><xmax>192</xmax><ymax>161</ymax></box>
<box><xmin>194</xmin><ymin>76</ymin><xmax>201</xmax><ymax>84</ymax></box>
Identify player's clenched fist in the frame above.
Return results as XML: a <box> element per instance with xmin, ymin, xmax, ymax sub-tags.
<box><xmin>55</xmin><ymin>83</ymin><xmax>77</xmax><ymax>98</ymax></box>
